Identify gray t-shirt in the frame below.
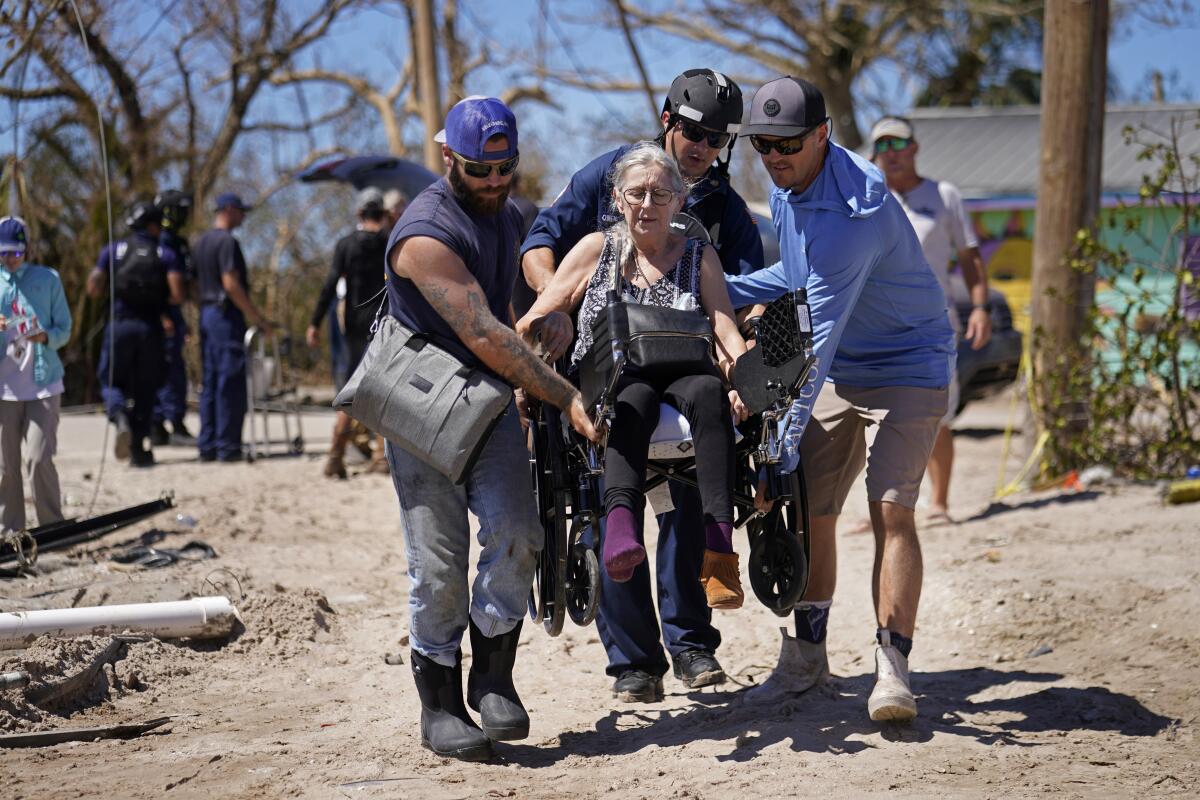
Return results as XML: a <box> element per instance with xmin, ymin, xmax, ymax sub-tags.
<box><xmin>890</xmin><ymin>178</ymin><xmax>978</xmax><ymax>300</ymax></box>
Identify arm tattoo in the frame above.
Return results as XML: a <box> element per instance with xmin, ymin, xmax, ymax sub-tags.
<box><xmin>422</xmin><ymin>278</ymin><xmax>578</xmax><ymax>410</ymax></box>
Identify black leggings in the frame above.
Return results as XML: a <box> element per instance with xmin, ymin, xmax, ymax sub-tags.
<box><xmin>603</xmin><ymin>370</ymin><xmax>735</xmax><ymax>526</ymax></box>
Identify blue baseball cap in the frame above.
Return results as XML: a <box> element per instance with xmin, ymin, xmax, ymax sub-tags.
<box><xmin>433</xmin><ymin>96</ymin><xmax>518</xmax><ymax>161</ymax></box>
<box><xmin>214</xmin><ymin>192</ymin><xmax>250</xmax><ymax>212</ymax></box>
<box><xmin>0</xmin><ymin>217</ymin><xmax>28</xmax><ymax>254</ymax></box>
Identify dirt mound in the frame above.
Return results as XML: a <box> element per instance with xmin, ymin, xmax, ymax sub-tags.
<box><xmin>230</xmin><ymin>587</ymin><xmax>336</xmax><ymax>656</ymax></box>
<box><xmin>0</xmin><ymin>634</ymin><xmax>210</xmax><ymax>734</ymax></box>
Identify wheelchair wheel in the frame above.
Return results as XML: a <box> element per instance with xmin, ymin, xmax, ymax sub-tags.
<box><xmin>747</xmin><ymin>469</ymin><xmax>809</xmax><ymax>616</ymax></box>
<box><xmin>565</xmin><ymin>538</ymin><xmax>601</xmax><ymax>627</ymax></box>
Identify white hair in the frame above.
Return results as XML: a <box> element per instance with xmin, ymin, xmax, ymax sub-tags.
<box><xmin>605</xmin><ymin>141</ymin><xmax>690</xmax><ymax>277</ymax></box>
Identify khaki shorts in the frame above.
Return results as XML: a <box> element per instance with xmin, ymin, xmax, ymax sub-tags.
<box><xmin>800</xmin><ymin>383</ymin><xmax>948</xmax><ymax>515</ymax></box>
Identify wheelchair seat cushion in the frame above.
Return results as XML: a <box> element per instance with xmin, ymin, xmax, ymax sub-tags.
<box><xmin>647</xmin><ymin>402</ymin><xmax>741</xmax><ymax>460</ymax></box>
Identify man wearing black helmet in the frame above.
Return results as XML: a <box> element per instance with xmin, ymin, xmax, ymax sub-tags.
<box><xmin>306</xmin><ymin>187</ymin><xmax>391</xmax><ymax>478</ymax></box>
<box><xmin>520</xmin><ymin>69</ymin><xmax>764</xmax><ymax>703</ymax></box>
<box><xmin>87</xmin><ymin>200</ymin><xmax>186</xmax><ymax>467</ymax></box>
<box><xmin>151</xmin><ymin>190</ymin><xmax>196</xmax><ymax>446</ymax></box>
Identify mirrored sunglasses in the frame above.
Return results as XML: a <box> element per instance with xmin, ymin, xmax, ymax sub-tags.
<box><xmin>748</xmin><ymin>122</ymin><xmax>825</xmax><ymax>156</ymax></box>
<box><xmin>873</xmin><ymin>137</ymin><xmax>912</xmax><ymax>154</ymax></box>
<box><xmin>451</xmin><ymin>151</ymin><xmax>519</xmax><ymax>178</ymax></box>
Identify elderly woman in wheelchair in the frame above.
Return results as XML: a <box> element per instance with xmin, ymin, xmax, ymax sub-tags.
<box><xmin>517</xmin><ymin>141</ymin><xmax>751</xmax><ymax>609</ymax></box>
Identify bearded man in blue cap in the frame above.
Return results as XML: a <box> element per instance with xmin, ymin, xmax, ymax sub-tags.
<box><xmin>726</xmin><ymin>77</ymin><xmax>955</xmax><ymax>723</ymax></box>
<box><xmin>383</xmin><ymin>96</ymin><xmax>598</xmax><ymax>761</ymax></box>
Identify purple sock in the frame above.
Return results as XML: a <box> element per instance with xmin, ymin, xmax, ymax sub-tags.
<box><xmin>705</xmin><ymin>521</ymin><xmax>734</xmax><ymax>553</ymax></box>
<box><xmin>603</xmin><ymin>505</ymin><xmax>645</xmax><ymax>580</ymax></box>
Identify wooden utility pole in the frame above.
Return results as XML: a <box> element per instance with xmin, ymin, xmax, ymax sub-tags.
<box><xmin>413</xmin><ymin>0</ymin><xmax>443</xmax><ymax>172</ymax></box>
<box><xmin>1030</xmin><ymin>0</ymin><xmax>1108</xmax><ymax>470</ymax></box>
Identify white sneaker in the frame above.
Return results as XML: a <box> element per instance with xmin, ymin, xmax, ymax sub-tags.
<box><xmin>743</xmin><ymin>627</ymin><xmax>829</xmax><ymax>704</ymax></box>
<box><xmin>868</xmin><ymin>635</ymin><xmax>917</xmax><ymax>722</ymax></box>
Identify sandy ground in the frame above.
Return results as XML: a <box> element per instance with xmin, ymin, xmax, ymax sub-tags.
<box><xmin>0</xmin><ymin>389</ymin><xmax>1197</xmax><ymax>799</ymax></box>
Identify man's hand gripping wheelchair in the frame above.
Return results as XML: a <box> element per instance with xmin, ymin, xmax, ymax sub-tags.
<box><xmin>527</xmin><ymin>290</ymin><xmax>817</xmax><ymax>635</ymax></box>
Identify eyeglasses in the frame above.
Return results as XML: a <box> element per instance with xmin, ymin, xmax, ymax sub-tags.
<box><xmin>1</xmin><ymin>249</ymin><xmax>25</xmax><ymax>259</ymax></box>
<box><xmin>675</xmin><ymin>119</ymin><xmax>732</xmax><ymax>149</ymax></box>
<box><xmin>621</xmin><ymin>187</ymin><xmax>676</xmax><ymax>206</ymax></box>
<box><xmin>451</xmin><ymin>151</ymin><xmax>519</xmax><ymax>178</ymax></box>
<box><xmin>873</xmin><ymin>137</ymin><xmax>912</xmax><ymax>154</ymax></box>
<box><xmin>748</xmin><ymin>122</ymin><xmax>826</xmax><ymax>156</ymax></box>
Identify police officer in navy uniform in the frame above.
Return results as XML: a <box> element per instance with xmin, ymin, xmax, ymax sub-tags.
<box><xmin>87</xmin><ymin>201</ymin><xmax>185</xmax><ymax>467</ymax></box>
<box><xmin>151</xmin><ymin>189</ymin><xmax>195</xmax><ymax>446</ymax></box>
<box><xmin>193</xmin><ymin>192</ymin><xmax>272</xmax><ymax>463</ymax></box>
<box><xmin>520</xmin><ymin>69</ymin><xmax>765</xmax><ymax>702</ymax></box>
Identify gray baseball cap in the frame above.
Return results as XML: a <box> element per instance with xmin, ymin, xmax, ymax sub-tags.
<box><xmin>742</xmin><ymin>76</ymin><xmax>827</xmax><ymax>137</ymax></box>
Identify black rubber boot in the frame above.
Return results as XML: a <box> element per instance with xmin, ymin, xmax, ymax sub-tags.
<box><xmin>466</xmin><ymin>619</ymin><xmax>529</xmax><ymax>740</ymax></box>
<box><xmin>410</xmin><ymin>649</ymin><xmax>492</xmax><ymax>761</ymax></box>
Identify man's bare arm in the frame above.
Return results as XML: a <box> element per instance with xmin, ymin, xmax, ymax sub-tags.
<box><xmin>167</xmin><ymin>272</ymin><xmax>187</xmax><ymax>306</ymax></box>
<box><xmin>394</xmin><ymin>237</ymin><xmax>582</xmax><ymax>415</ymax></box>
<box><xmin>220</xmin><ymin>272</ymin><xmax>271</xmax><ymax>330</ymax></box>
<box><xmin>521</xmin><ymin>246</ymin><xmax>558</xmax><ymax>296</ymax></box>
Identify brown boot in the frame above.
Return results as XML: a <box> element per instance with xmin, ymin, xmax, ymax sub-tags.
<box><xmin>700</xmin><ymin>550</ymin><xmax>743</xmax><ymax>610</ymax></box>
<box><xmin>323</xmin><ymin>453</ymin><xmax>347</xmax><ymax>479</ymax></box>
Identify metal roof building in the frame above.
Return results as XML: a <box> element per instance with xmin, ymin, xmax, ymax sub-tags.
<box><xmin>883</xmin><ymin>104</ymin><xmax>1200</xmax><ymax>204</ymax></box>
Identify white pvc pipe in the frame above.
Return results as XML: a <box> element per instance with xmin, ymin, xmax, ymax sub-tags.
<box><xmin>0</xmin><ymin>596</ymin><xmax>241</xmax><ymax>650</ymax></box>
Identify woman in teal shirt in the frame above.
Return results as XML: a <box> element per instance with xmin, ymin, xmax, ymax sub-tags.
<box><xmin>0</xmin><ymin>217</ymin><xmax>72</xmax><ymax>533</ymax></box>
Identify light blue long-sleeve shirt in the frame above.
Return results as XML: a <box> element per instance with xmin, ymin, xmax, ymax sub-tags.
<box><xmin>726</xmin><ymin>142</ymin><xmax>954</xmax><ymax>464</ymax></box>
<box><xmin>0</xmin><ymin>263</ymin><xmax>72</xmax><ymax>388</ymax></box>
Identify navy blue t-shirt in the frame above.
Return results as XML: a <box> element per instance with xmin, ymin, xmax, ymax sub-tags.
<box><xmin>193</xmin><ymin>228</ymin><xmax>248</xmax><ymax>307</ymax></box>
<box><xmin>93</xmin><ymin>232</ymin><xmax>181</xmax><ymax>320</ymax></box>
<box><xmin>385</xmin><ymin>178</ymin><xmax>523</xmax><ymax>370</ymax></box>
<box><xmin>521</xmin><ymin>144</ymin><xmax>764</xmax><ymax>277</ymax></box>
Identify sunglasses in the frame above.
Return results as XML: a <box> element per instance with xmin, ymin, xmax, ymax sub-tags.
<box><xmin>748</xmin><ymin>121</ymin><xmax>826</xmax><ymax>156</ymax></box>
<box><xmin>1</xmin><ymin>249</ymin><xmax>25</xmax><ymax>259</ymax></box>
<box><xmin>676</xmin><ymin>119</ymin><xmax>732</xmax><ymax>149</ymax></box>
<box><xmin>873</xmin><ymin>137</ymin><xmax>913</xmax><ymax>154</ymax></box>
<box><xmin>451</xmin><ymin>151</ymin><xmax>519</xmax><ymax>178</ymax></box>
<box><xmin>622</xmin><ymin>187</ymin><xmax>676</xmax><ymax>207</ymax></box>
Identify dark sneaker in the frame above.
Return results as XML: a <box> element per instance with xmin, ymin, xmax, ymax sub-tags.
<box><xmin>130</xmin><ymin>447</ymin><xmax>156</xmax><ymax>468</ymax></box>
<box><xmin>672</xmin><ymin>649</ymin><xmax>727</xmax><ymax>689</ymax></box>
<box><xmin>611</xmin><ymin>670</ymin><xmax>664</xmax><ymax>703</ymax></box>
<box><xmin>169</xmin><ymin>420</ymin><xmax>197</xmax><ymax>447</ymax></box>
<box><xmin>151</xmin><ymin>422</ymin><xmax>170</xmax><ymax>447</ymax></box>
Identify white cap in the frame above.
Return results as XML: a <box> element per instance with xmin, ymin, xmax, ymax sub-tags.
<box><xmin>869</xmin><ymin>116</ymin><xmax>914</xmax><ymax>145</ymax></box>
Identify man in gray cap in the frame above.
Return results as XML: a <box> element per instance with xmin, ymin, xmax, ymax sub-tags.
<box><xmin>307</xmin><ymin>187</ymin><xmax>391</xmax><ymax>477</ymax></box>
<box><xmin>869</xmin><ymin>115</ymin><xmax>993</xmax><ymax>525</ymax></box>
<box><xmin>724</xmin><ymin>76</ymin><xmax>955</xmax><ymax>722</ymax></box>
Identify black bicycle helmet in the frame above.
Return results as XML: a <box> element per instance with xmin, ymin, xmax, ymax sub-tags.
<box><xmin>154</xmin><ymin>189</ymin><xmax>193</xmax><ymax>231</ymax></box>
<box><xmin>660</xmin><ymin>68</ymin><xmax>744</xmax><ymax>177</ymax></box>
<box><xmin>663</xmin><ymin>68</ymin><xmax>744</xmax><ymax>134</ymax></box>
<box><xmin>124</xmin><ymin>199</ymin><xmax>162</xmax><ymax>232</ymax></box>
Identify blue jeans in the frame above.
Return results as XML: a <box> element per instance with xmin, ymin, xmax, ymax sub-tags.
<box><xmin>197</xmin><ymin>304</ymin><xmax>247</xmax><ymax>459</ymax></box>
<box><xmin>588</xmin><ymin>481</ymin><xmax>720</xmax><ymax>678</ymax></box>
<box><xmin>385</xmin><ymin>402</ymin><xmax>541</xmax><ymax>667</ymax></box>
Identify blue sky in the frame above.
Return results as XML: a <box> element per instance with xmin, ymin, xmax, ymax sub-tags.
<box><xmin>306</xmin><ymin>1</ymin><xmax>1200</xmax><ymax>199</ymax></box>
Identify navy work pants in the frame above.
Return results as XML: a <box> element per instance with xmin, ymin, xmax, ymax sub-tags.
<box><xmin>197</xmin><ymin>304</ymin><xmax>247</xmax><ymax>460</ymax></box>
<box><xmin>97</xmin><ymin>316</ymin><xmax>165</xmax><ymax>444</ymax></box>
<box><xmin>153</xmin><ymin>305</ymin><xmax>188</xmax><ymax>425</ymax></box>
<box><xmin>589</xmin><ymin>480</ymin><xmax>721</xmax><ymax>678</ymax></box>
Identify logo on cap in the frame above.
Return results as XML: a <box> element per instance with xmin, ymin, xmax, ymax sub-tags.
<box><xmin>764</xmin><ymin>99</ymin><xmax>781</xmax><ymax>117</ymax></box>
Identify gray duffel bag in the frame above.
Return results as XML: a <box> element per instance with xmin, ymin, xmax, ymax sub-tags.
<box><xmin>334</xmin><ymin>314</ymin><xmax>512</xmax><ymax>484</ymax></box>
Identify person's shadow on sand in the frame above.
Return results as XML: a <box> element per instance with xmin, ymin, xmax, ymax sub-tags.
<box><xmin>496</xmin><ymin>666</ymin><xmax>1174</xmax><ymax>766</ymax></box>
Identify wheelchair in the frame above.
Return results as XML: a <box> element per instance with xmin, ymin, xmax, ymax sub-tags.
<box><xmin>527</xmin><ymin>287</ymin><xmax>818</xmax><ymax>636</ymax></box>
